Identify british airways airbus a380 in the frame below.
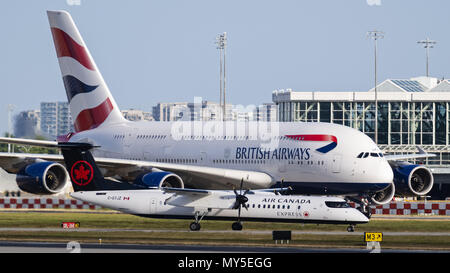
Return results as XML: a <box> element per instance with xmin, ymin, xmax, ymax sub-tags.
<box><xmin>0</xmin><ymin>11</ymin><xmax>434</xmax><ymax>214</ymax></box>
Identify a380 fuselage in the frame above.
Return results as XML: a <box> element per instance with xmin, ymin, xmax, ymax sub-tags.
<box><xmin>69</xmin><ymin>120</ymin><xmax>394</xmax><ymax>195</ymax></box>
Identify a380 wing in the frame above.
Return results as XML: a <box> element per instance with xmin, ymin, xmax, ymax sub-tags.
<box><xmin>0</xmin><ymin>152</ymin><xmax>273</xmax><ymax>191</ymax></box>
<box><xmin>383</xmin><ymin>146</ymin><xmax>436</xmax><ymax>161</ymax></box>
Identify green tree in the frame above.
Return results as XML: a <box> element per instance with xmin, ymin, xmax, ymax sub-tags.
<box><xmin>0</xmin><ymin>133</ymin><xmax>59</xmax><ymax>154</ymax></box>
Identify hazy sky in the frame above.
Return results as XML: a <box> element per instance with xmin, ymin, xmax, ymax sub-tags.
<box><xmin>1</xmin><ymin>0</ymin><xmax>450</xmax><ymax>134</ymax></box>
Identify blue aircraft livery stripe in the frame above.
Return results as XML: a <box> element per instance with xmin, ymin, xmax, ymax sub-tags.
<box><xmin>316</xmin><ymin>142</ymin><xmax>337</xmax><ymax>153</ymax></box>
<box><xmin>62</xmin><ymin>75</ymin><xmax>99</xmax><ymax>102</ymax></box>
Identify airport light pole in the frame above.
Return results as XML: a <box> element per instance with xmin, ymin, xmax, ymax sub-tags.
<box><xmin>216</xmin><ymin>32</ymin><xmax>227</xmax><ymax>121</ymax></box>
<box><xmin>417</xmin><ymin>38</ymin><xmax>436</xmax><ymax>77</ymax></box>
<box><xmin>367</xmin><ymin>30</ymin><xmax>384</xmax><ymax>144</ymax></box>
<box><xmin>7</xmin><ymin>104</ymin><xmax>15</xmax><ymax>153</ymax></box>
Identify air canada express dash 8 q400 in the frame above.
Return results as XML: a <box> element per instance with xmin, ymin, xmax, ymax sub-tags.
<box><xmin>0</xmin><ymin>10</ymin><xmax>435</xmax><ymax>212</ymax></box>
<box><xmin>59</xmin><ymin>142</ymin><xmax>369</xmax><ymax>232</ymax></box>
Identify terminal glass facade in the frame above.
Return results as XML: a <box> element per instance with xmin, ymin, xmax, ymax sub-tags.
<box><xmin>273</xmin><ymin>77</ymin><xmax>450</xmax><ymax>198</ymax></box>
<box><xmin>277</xmin><ymin>100</ymin><xmax>450</xmax><ymax>167</ymax></box>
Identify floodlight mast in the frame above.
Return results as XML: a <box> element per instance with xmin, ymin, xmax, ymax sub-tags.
<box><xmin>417</xmin><ymin>38</ymin><xmax>437</xmax><ymax>77</ymax></box>
<box><xmin>216</xmin><ymin>32</ymin><xmax>227</xmax><ymax>121</ymax></box>
<box><xmin>7</xmin><ymin>104</ymin><xmax>15</xmax><ymax>153</ymax></box>
<box><xmin>367</xmin><ymin>30</ymin><xmax>384</xmax><ymax>145</ymax></box>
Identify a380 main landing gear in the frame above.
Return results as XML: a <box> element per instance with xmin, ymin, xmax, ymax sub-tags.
<box><xmin>346</xmin><ymin>196</ymin><xmax>373</xmax><ymax>219</ymax></box>
<box><xmin>345</xmin><ymin>196</ymin><xmax>374</xmax><ymax>233</ymax></box>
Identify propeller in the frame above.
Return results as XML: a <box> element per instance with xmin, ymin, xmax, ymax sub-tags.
<box><xmin>233</xmin><ymin>179</ymin><xmax>250</xmax><ymax>222</ymax></box>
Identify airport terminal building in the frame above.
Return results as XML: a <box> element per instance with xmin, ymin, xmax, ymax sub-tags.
<box><xmin>272</xmin><ymin>76</ymin><xmax>450</xmax><ymax>199</ymax></box>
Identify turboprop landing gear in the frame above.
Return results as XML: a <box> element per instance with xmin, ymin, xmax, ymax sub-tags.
<box><xmin>189</xmin><ymin>222</ymin><xmax>201</xmax><ymax>231</ymax></box>
<box><xmin>189</xmin><ymin>209</ymin><xmax>209</xmax><ymax>231</ymax></box>
<box><xmin>231</xmin><ymin>221</ymin><xmax>243</xmax><ymax>231</ymax></box>
<box><xmin>347</xmin><ymin>225</ymin><xmax>355</xmax><ymax>232</ymax></box>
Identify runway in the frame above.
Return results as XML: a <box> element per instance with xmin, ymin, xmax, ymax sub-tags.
<box><xmin>1</xmin><ymin>227</ymin><xmax>450</xmax><ymax>237</ymax></box>
<box><xmin>0</xmin><ymin>241</ymin><xmax>448</xmax><ymax>253</ymax></box>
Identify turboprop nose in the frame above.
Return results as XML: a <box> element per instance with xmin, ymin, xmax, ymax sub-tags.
<box><xmin>70</xmin><ymin>191</ymin><xmax>83</xmax><ymax>200</ymax></box>
<box><xmin>353</xmin><ymin>209</ymin><xmax>370</xmax><ymax>224</ymax></box>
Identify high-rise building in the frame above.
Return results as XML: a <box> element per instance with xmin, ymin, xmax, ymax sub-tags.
<box><xmin>40</xmin><ymin>102</ymin><xmax>73</xmax><ymax>140</ymax></box>
<box><xmin>255</xmin><ymin>103</ymin><xmax>278</xmax><ymax>122</ymax></box>
<box><xmin>152</xmin><ymin>102</ymin><xmax>189</xmax><ymax>121</ymax></box>
<box><xmin>121</xmin><ymin>109</ymin><xmax>154</xmax><ymax>121</ymax></box>
<box><xmin>13</xmin><ymin>110</ymin><xmax>41</xmax><ymax>138</ymax></box>
<box><xmin>153</xmin><ymin>101</ymin><xmax>233</xmax><ymax>121</ymax></box>
<box><xmin>152</xmin><ymin>100</ymin><xmax>274</xmax><ymax>122</ymax></box>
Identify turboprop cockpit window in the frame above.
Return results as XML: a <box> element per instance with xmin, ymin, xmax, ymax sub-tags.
<box><xmin>357</xmin><ymin>152</ymin><xmax>364</xmax><ymax>158</ymax></box>
<box><xmin>325</xmin><ymin>201</ymin><xmax>351</xmax><ymax>208</ymax></box>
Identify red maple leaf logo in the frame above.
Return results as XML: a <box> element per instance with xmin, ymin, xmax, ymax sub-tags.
<box><xmin>71</xmin><ymin>161</ymin><xmax>93</xmax><ymax>186</ymax></box>
<box><xmin>74</xmin><ymin>165</ymin><xmax>90</xmax><ymax>181</ymax></box>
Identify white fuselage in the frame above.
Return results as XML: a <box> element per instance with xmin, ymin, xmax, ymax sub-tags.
<box><xmin>69</xmin><ymin>120</ymin><xmax>394</xmax><ymax>195</ymax></box>
<box><xmin>71</xmin><ymin>189</ymin><xmax>369</xmax><ymax>225</ymax></box>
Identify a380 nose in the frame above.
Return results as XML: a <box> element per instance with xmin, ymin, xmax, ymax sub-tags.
<box><xmin>379</xmin><ymin>160</ymin><xmax>394</xmax><ymax>184</ymax></box>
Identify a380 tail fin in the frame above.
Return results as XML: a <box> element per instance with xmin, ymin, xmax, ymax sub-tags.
<box><xmin>47</xmin><ymin>10</ymin><xmax>126</xmax><ymax>133</ymax></box>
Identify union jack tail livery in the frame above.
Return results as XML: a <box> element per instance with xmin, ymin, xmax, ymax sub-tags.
<box><xmin>47</xmin><ymin>10</ymin><xmax>126</xmax><ymax>133</ymax></box>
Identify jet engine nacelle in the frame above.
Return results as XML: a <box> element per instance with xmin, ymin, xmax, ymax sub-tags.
<box><xmin>370</xmin><ymin>183</ymin><xmax>395</xmax><ymax>205</ymax></box>
<box><xmin>135</xmin><ymin>172</ymin><xmax>184</xmax><ymax>189</ymax></box>
<box><xmin>16</xmin><ymin>162</ymin><xmax>69</xmax><ymax>195</ymax></box>
<box><xmin>391</xmin><ymin>162</ymin><xmax>434</xmax><ymax>197</ymax></box>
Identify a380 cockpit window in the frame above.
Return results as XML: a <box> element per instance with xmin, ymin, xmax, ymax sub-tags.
<box><xmin>356</xmin><ymin>152</ymin><xmax>369</xmax><ymax>158</ymax></box>
<box><xmin>325</xmin><ymin>201</ymin><xmax>351</xmax><ymax>208</ymax></box>
<box><xmin>357</xmin><ymin>152</ymin><xmax>384</xmax><ymax>158</ymax></box>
